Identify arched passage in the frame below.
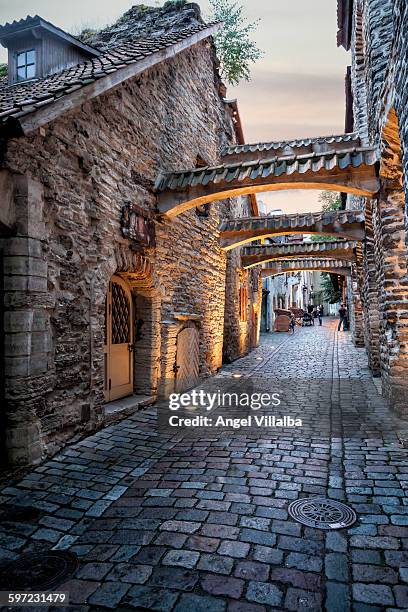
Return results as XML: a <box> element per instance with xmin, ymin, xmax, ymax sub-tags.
<box><xmin>241</xmin><ymin>240</ymin><xmax>358</xmax><ymax>269</ymax></box>
<box><xmin>156</xmin><ymin>135</ymin><xmax>379</xmax><ymax>217</ymax></box>
<box><xmin>261</xmin><ymin>259</ymin><xmax>351</xmax><ymax>278</ymax></box>
<box><xmin>220</xmin><ymin>210</ymin><xmax>364</xmax><ymax>250</ymax></box>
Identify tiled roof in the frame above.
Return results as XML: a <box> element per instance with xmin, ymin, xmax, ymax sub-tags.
<box><xmin>156</xmin><ymin>147</ymin><xmax>377</xmax><ymax>193</ymax></box>
<box><xmin>242</xmin><ymin>240</ymin><xmax>358</xmax><ymax>259</ymax></box>
<box><xmin>262</xmin><ymin>259</ymin><xmax>352</xmax><ymax>274</ymax></box>
<box><xmin>222</xmin><ymin>133</ymin><xmax>360</xmax><ymax>156</ymax></box>
<box><xmin>220</xmin><ymin>210</ymin><xmax>365</xmax><ymax>234</ymax></box>
<box><xmin>242</xmin><ymin>241</ymin><xmax>357</xmax><ymax>269</ymax></box>
<box><xmin>0</xmin><ymin>23</ymin><xmax>217</xmax><ymax>129</ymax></box>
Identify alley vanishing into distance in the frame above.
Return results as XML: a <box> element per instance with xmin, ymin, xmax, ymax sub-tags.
<box><xmin>1</xmin><ymin>320</ymin><xmax>408</xmax><ymax>611</ymax></box>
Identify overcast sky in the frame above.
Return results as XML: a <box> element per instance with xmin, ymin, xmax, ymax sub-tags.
<box><xmin>0</xmin><ymin>1</ymin><xmax>349</xmax><ymax>213</ymax></box>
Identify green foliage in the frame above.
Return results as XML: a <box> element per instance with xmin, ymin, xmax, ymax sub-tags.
<box><xmin>321</xmin><ymin>273</ymin><xmax>341</xmax><ymax>304</ymax></box>
<box><xmin>313</xmin><ymin>290</ymin><xmax>324</xmax><ymax>305</ymax></box>
<box><xmin>318</xmin><ymin>190</ymin><xmax>342</xmax><ymax>212</ymax></box>
<box><xmin>0</xmin><ymin>64</ymin><xmax>7</xmax><ymax>78</ymax></box>
<box><xmin>208</xmin><ymin>0</ymin><xmax>263</xmax><ymax>86</ymax></box>
<box><xmin>311</xmin><ymin>191</ymin><xmax>342</xmax><ymax>242</ymax></box>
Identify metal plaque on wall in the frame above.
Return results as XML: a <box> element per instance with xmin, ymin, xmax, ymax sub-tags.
<box><xmin>121</xmin><ymin>203</ymin><xmax>155</xmax><ymax>247</ymax></box>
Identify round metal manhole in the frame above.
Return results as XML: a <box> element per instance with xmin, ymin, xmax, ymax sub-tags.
<box><xmin>288</xmin><ymin>497</ymin><xmax>357</xmax><ymax>530</ymax></box>
<box><xmin>0</xmin><ymin>550</ymin><xmax>79</xmax><ymax>591</ymax></box>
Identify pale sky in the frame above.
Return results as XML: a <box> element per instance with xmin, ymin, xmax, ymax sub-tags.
<box><xmin>0</xmin><ymin>0</ymin><xmax>349</xmax><ymax>214</ymax></box>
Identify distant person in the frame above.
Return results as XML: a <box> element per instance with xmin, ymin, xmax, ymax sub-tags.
<box><xmin>338</xmin><ymin>303</ymin><xmax>347</xmax><ymax>331</ymax></box>
<box><xmin>289</xmin><ymin>313</ymin><xmax>296</xmax><ymax>334</ymax></box>
<box><xmin>317</xmin><ymin>305</ymin><xmax>323</xmax><ymax>326</ymax></box>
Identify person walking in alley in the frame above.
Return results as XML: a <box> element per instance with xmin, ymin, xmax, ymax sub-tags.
<box><xmin>338</xmin><ymin>303</ymin><xmax>347</xmax><ymax>331</ymax></box>
<box><xmin>289</xmin><ymin>313</ymin><xmax>296</xmax><ymax>334</ymax></box>
<box><xmin>317</xmin><ymin>305</ymin><xmax>323</xmax><ymax>326</ymax></box>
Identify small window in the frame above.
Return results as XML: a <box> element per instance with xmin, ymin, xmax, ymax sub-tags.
<box><xmin>239</xmin><ymin>286</ymin><xmax>248</xmax><ymax>322</ymax></box>
<box><xmin>16</xmin><ymin>49</ymin><xmax>36</xmax><ymax>81</ymax></box>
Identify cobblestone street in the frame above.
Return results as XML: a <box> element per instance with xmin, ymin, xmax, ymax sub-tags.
<box><xmin>2</xmin><ymin>320</ymin><xmax>408</xmax><ymax>611</ymax></box>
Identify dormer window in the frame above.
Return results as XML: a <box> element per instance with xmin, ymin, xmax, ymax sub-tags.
<box><xmin>0</xmin><ymin>14</ymin><xmax>99</xmax><ymax>85</ymax></box>
<box><xmin>17</xmin><ymin>49</ymin><xmax>36</xmax><ymax>81</ymax></box>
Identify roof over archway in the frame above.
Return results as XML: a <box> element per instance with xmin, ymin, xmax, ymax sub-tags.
<box><xmin>156</xmin><ymin>134</ymin><xmax>379</xmax><ymax>217</ymax></box>
<box><xmin>241</xmin><ymin>240</ymin><xmax>358</xmax><ymax>269</ymax></box>
<box><xmin>220</xmin><ymin>210</ymin><xmax>364</xmax><ymax>250</ymax></box>
<box><xmin>261</xmin><ymin>258</ymin><xmax>351</xmax><ymax>277</ymax></box>
<box><xmin>222</xmin><ymin>132</ymin><xmax>362</xmax><ymax>162</ymax></box>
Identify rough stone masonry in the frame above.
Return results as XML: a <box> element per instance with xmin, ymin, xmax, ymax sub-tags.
<box><xmin>0</xmin><ymin>3</ymin><xmax>260</xmax><ymax>466</ymax></box>
<box><xmin>340</xmin><ymin>0</ymin><xmax>408</xmax><ymax>416</ymax></box>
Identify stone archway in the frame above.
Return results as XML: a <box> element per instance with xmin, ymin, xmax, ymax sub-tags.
<box><xmin>99</xmin><ymin>246</ymin><xmax>161</xmax><ymax>403</ymax></box>
<box><xmin>156</xmin><ymin>135</ymin><xmax>378</xmax><ymax>217</ymax></box>
<box><xmin>220</xmin><ymin>211</ymin><xmax>365</xmax><ymax>250</ymax></box>
<box><xmin>261</xmin><ymin>259</ymin><xmax>351</xmax><ymax>277</ymax></box>
<box><xmin>241</xmin><ymin>240</ymin><xmax>358</xmax><ymax>269</ymax></box>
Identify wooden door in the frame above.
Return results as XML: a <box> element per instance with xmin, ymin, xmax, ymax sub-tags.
<box><xmin>104</xmin><ymin>276</ymin><xmax>133</xmax><ymax>402</ymax></box>
<box><xmin>175</xmin><ymin>327</ymin><xmax>200</xmax><ymax>393</ymax></box>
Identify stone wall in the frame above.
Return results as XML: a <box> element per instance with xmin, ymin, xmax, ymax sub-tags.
<box><xmin>362</xmin><ymin>0</ymin><xmax>393</xmax><ymax>145</ymax></box>
<box><xmin>393</xmin><ymin>0</ymin><xmax>408</xmax><ymax>223</ymax></box>
<box><xmin>223</xmin><ymin>252</ymin><xmax>261</xmax><ymax>363</ymax></box>
<box><xmin>361</xmin><ymin>200</ymin><xmax>381</xmax><ymax>374</ymax></box>
<box><xmin>0</xmin><ymin>37</ymin><xmax>257</xmax><ymax>465</ymax></box>
<box><xmin>349</xmin><ymin>262</ymin><xmax>364</xmax><ymax>347</ymax></box>
<box><xmin>346</xmin><ymin>0</ymin><xmax>408</xmax><ymax>413</ymax></box>
<box><xmin>223</xmin><ymin>195</ymin><xmax>261</xmax><ymax>362</ymax></box>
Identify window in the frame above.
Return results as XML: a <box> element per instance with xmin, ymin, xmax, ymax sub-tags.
<box><xmin>239</xmin><ymin>286</ymin><xmax>247</xmax><ymax>322</ymax></box>
<box><xmin>17</xmin><ymin>49</ymin><xmax>36</xmax><ymax>81</ymax></box>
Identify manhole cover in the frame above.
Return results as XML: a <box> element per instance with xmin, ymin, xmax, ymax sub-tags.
<box><xmin>0</xmin><ymin>550</ymin><xmax>79</xmax><ymax>591</ymax></box>
<box><xmin>288</xmin><ymin>497</ymin><xmax>357</xmax><ymax>529</ymax></box>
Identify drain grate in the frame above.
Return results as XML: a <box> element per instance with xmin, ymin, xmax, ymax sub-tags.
<box><xmin>0</xmin><ymin>550</ymin><xmax>79</xmax><ymax>591</ymax></box>
<box><xmin>288</xmin><ymin>497</ymin><xmax>357</xmax><ymax>530</ymax></box>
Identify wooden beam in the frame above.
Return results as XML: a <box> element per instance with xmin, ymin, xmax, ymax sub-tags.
<box><xmin>262</xmin><ymin>266</ymin><xmax>351</xmax><ymax>277</ymax></box>
<box><xmin>242</xmin><ymin>249</ymin><xmax>356</xmax><ymax>269</ymax></box>
<box><xmin>222</xmin><ymin>229</ymin><xmax>364</xmax><ymax>250</ymax></box>
<box><xmin>157</xmin><ymin>167</ymin><xmax>379</xmax><ymax>217</ymax></box>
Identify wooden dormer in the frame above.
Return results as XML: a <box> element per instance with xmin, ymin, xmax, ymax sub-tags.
<box><xmin>0</xmin><ymin>14</ymin><xmax>99</xmax><ymax>85</ymax></box>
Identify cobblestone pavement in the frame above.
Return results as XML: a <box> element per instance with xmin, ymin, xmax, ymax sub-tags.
<box><xmin>1</xmin><ymin>320</ymin><xmax>408</xmax><ymax>611</ymax></box>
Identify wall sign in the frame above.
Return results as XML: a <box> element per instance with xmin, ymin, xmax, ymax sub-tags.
<box><xmin>121</xmin><ymin>203</ymin><xmax>155</xmax><ymax>247</ymax></box>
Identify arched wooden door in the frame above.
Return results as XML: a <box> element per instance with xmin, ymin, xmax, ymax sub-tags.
<box><xmin>104</xmin><ymin>276</ymin><xmax>134</xmax><ymax>402</ymax></box>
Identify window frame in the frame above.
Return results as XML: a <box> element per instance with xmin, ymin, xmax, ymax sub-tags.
<box><xmin>239</xmin><ymin>286</ymin><xmax>248</xmax><ymax>323</ymax></box>
<box><xmin>16</xmin><ymin>49</ymin><xmax>36</xmax><ymax>82</ymax></box>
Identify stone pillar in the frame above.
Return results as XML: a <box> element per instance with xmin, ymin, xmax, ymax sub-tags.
<box><xmin>0</xmin><ymin>173</ymin><xmax>53</xmax><ymax>466</ymax></box>
<box><xmin>373</xmin><ymin>182</ymin><xmax>408</xmax><ymax>416</ymax></box>
<box><xmin>362</xmin><ymin>201</ymin><xmax>381</xmax><ymax>375</ymax></box>
<box><xmin>350</xmin><ymin>264</ymin><xmax>365</xmax><ymax>347</ymax></box>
